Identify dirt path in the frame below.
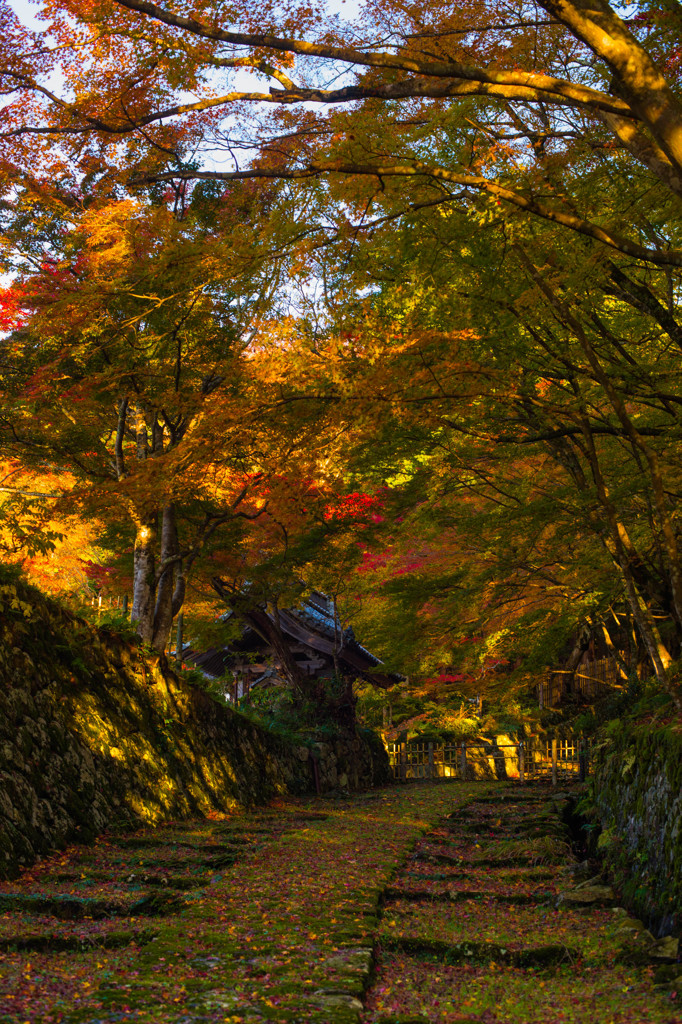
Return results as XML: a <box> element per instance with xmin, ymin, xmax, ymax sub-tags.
<box><xmin>0</xmin><ymin>783</ymin><xmax>679</xmax><ymax>1023</ymax></box>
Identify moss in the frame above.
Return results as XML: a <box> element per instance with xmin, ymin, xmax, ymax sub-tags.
<box><xmin>0</xmin><ymin>577</ymin><xmax>387</xmax><ymax>879</ymax></box>
<box><xmin>586</xmin><ymin>711</ymin><xmax>682</xmax><ymax>933</ymax></box>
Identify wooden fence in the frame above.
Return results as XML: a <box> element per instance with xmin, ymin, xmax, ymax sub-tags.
<box><xmin>386</xmin><ymin>737</ymin><xmax>590</xmax><ymax>784</ymax></box>
<box><xmin>537</xmin><ymin>658</ymin><xmax>626</xmax><ymax>708</ymax></box>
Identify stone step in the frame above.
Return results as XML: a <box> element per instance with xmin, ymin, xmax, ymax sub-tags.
<box><xmin>0</xmin><ymin>889</ymin><xmax>186</xmax><ymax>919</ymax></box>
<box><xmin>382</xmin><ymin>934</ymin><xmax>577</xmax><ymax>966</ymax></box>
<box><xmin>383</xmin><ymin>887</ymin><xmax>549</xmax><ymax>906</ymax></box>
<box><xmin>0</xmin><ymin>928</ymin><xmax>158</xmax><ymax>953</ymax></box>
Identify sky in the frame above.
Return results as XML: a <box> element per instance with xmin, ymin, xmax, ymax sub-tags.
<box><xmin>9</xmin><ymin>0</ymin><xmax>364</xmax><ymax>30</ymax></box>
<box><xmin>7</xmin><ymin>0</ymin><xmax>366</xmax><ymax>145</ymax></box>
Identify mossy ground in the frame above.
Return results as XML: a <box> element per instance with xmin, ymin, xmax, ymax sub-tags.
<box><xmin>1</xmin><ymin>783</ymin><xmax>679</xmax><ymax>1023</ymax></box>
<box><xmin>0</xmin><ymin>784</ymin><xmax>485</xmax><ymax>1023</ymax></box>
<box><xmin>364</xmin><ymin>788</ymin><xmax>681</xmax><ymax>1024</ymax></box>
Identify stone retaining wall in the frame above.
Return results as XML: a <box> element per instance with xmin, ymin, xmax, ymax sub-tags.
<box><xmin>592</xmin><ymin>719</ymin><xmax>682</xmax><ymax>935</ymax></box>
<box><xmin>0</xmin><ymin>578</ymin><xmax>389</xmax><ymax>878</ymax></box>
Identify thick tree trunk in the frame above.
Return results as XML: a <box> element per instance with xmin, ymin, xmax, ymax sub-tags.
<box><xmin>131</xmin><ymin>517</ymin><xmax>157</xmax><ymax>645</ymax></box>
<box><xmin>243</xmin><ymin>606</ymin><xmax>310</xmax><ymax>696</ymax></box>
<box><xmin>210</xmin><ymin>577</ymin><xmax>312</xmax><ymax>696</ymax></box>
<box><xmin>151</xmin><ymin>503</ymin><xmax>178</xmax><ymax>652</ymax></box>
<box><xmin>540</xmin><ymin>0</ymin><xmax>682</xmax><ymax>181</ymax></box>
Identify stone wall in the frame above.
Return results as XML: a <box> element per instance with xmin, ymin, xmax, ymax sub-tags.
<box><xmin>0</xmin><ymin>577</ymin><xmax>389</xmax><ymax>879</ymax></box>
<box><xmin>591</xmin><ymin>719</ymin><xmax>682</xmax><ymax>935</ymax></box>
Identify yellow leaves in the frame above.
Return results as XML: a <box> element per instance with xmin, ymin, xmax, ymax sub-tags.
<box><xmin>0</xmin><ymin>585</ymin><xmax>33</xmax><ymax>619</ymax></box>
<box><xmin>79</xmin><ymin>199</ymin><xmax>145</xmax><ymax>276</ymax></box>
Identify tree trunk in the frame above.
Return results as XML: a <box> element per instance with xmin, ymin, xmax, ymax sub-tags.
<box><xmin>519</xmin><ymin>248</ymin><xmax>679</xmax><ymax>690</ymax></box>
<box><xmin>131</xmin><ymin>516</ymin><xmax>157</xmax><ymax>645</ymax></box>
<box><xmin>210</xmin><ymin>577</ymin><xmax>315</xmax><ymax>697</ymax></box>
<box><xmin>151</xmin><ymin>503</ymin><xmax>178</xmax><ymax>652</ymax></box>
<box><xmin>540</xmin><ymin>0</ymin><xmax>682</xmax><ymax>182</ymax></box>
<box><xmin>243</xmin><ymin>605</ymin><xmax>309</xmax><ymax>695</ymax></box>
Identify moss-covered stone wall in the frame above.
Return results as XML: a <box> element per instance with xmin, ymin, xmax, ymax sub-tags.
<box><xmin>592</xmin><ymin>719</ymin><xmax>682</xmax><ymax>935</ymax></box>
<box><xmin>0</xmin><ymin>579</ymin><xmax>389</xmax><ymax>879</ymax></box>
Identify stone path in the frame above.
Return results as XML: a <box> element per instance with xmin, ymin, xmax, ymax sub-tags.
<box><xmin>0</xmin><ymin>784</ymin><xmax>679</xmax><ymax>1023</ymax></box>
<box><xmin>363</xmin><ymin>788</ymin><xmax>681</xmax><ymax>1023</ymax></box>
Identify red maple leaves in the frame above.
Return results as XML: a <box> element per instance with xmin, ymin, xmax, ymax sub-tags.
<box><xmin>0</xmin><ymin>286</ymin><xmax>26</xmax><ymax>333</ymax></box>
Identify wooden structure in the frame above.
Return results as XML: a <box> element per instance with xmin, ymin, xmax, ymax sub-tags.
<box><xmin>183</xmin><ymin>591</ymin><xmax>393</xmax><ymax>698</ymax></box>
<box><xmin>537</xmin><ymin>657</ymin><xmax>626</xmax><ymax>708</ymax></box>
<box><xmin>386</xmin><ymin>735</ymin><xmax>591</xmax><ymax>783</ymax></box>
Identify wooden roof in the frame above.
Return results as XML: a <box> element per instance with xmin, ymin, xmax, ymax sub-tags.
<box><xmin>183</xmin><ymin>593</ymin><xmax>395</xmax><ymax>686</ymax></box>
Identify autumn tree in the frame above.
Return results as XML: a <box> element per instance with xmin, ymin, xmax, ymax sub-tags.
<box><xmin>291</xmin><ymin>181</ymin><xmax>682</xmax><ymax>701</ymax></box>
<box><xmin>3</xmin><ymin>0</ymin><xmax>682</xmax><ymax>702</ymax></box>
<box><xmin>0</xmin><ymin>178</ymin><xmax>346</xmax><ymax>652</ymax></box>
<box><xmin>2</xmin><ymin>0</ymin><xmax>681</xmax><ymax>251</ymax></box>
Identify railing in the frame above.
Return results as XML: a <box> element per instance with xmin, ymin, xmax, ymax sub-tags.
<box><xmin>386</xmin><ymin>737</ymin><xmax>591</xmax><ymax>784</ymax></box>
<box><xmin>538</xmin><ymin>657</ymin><xmax>627</xmax><ymax>707</ymax></box>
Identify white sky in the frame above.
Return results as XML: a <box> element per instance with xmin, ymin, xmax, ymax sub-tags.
<box><xmin>7</xmin><ymin>0</ymin><xmax>365</xmax><ymax>153</ymax></box>
<box><xmin>10</xmin><ymin>0</ymin><xmax>364</xmax><ymax>31</ymax></box>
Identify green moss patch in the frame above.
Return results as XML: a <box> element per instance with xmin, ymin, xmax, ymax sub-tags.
<box><xmin>363</xmin><ymin>954</ymin><xmax>679</xmax><ymax>1023</ymax></box>
<box><xmin>0</xmin><ymin>783</ymin><xmax>490</xmax><ymax>1022</ymax></box>
<box><xmin>362</xmin><ymin>783</ymin><xmax>677</xmax><ymax>1024</ymax></box>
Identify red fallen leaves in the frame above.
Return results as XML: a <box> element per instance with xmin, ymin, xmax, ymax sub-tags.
<box><xmin>365</xmin><ymin>787</ymin><xmax>679</xmax><ymax>1024</ymax></box>
<box><xmin>363</xmin><ymin>954</ymin><xmax>672</xmax><ymax>1024</ymax></box>
<box><xmin>0</xmin><ymin>786</ymin><xmax>478</xmax><ymax>1022</ymax></box>
<box><xmin>382</xmin><ymin>896</ymin><xmax>618</xmax><ymax>952</ymax></box>
<box><xmin>394</xmin><ymin>863</ymin><xmax>561</xmax><ymax>898</ymax></box>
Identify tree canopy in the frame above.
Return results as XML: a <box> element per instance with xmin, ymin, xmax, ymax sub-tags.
<box><xmin>2</xmin><ymin>0</ymin><xmax>682</xmax><ymax>707</ymax></box>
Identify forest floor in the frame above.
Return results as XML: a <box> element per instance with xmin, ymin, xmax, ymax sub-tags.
<box><xmin>0</xmin><ymin>781</ymin><xmax>680</xmax><ymax>1024</ymax></box>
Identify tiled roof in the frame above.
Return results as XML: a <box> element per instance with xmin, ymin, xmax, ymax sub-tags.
<box><xmin>182</xmin><ymin>647</ymin><xmax>233</xmax><ymax>677</ymax></box>
<box><xmin>185</xmin><ymin>591</ymin><xmax>392</xmax><ymax>682</ymax></box>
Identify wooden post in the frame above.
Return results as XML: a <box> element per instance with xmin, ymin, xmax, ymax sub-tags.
<box><xmin>428</xmin><ymin>741</ymin><xmax>434</xmax><ymax>780</ymax></box>
<box><xmin>551</xmin><ymin>738</ymin><xmax>558</xmax><ymax>787</ymax></box>
<box><xmin>519</xmin><ymin>741</ymin><xmax>525</xmax><ymax>784</ymax></box>
<box><xmin>175</xmin><ymin>612</ymin><xmax>184</xmax><ymax>665</ymax></box>
<box><xmin>460</xmin><ymin>741</ymin><xmax>467</xmax><ymax>780</ymax></box>
<box><xmin>538</xmin><ymin>680</ymin><xmax>544</xmax><ymax>709</ymax></box>
<box><xmin>122</xmin><ymin>594</ymin><xmax>129</xmax><ymax>616</ymax></box>
<box><xmin>579</xmin><ymin>736</ymin><xmax>588</xmax><ymax>781</ymax></box>
<box><xmin>400</xmin><ymin>742</ymin><xmax>407</xmax><ymax>782</ymax></box>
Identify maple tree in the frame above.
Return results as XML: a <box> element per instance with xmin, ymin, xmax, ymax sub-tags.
<box><xmin>310</xmin><ymin>190</ymin><xmax>682</xmax><ymax>702</ymax></box>
<box><xmin>0</xmin><ymin>460</ymin><xmax>64</xmax><ymax>563</ymax></box>
<box><xmin>1</xmin><ymin>0</ymin><xmax>681</xmax><ymax>244</ymax></box>
<box><xmin>2</xmin><ymin>0</ymin><xmax>682</xmax><ymax>703</ymax></box>
<box><xmin>0</xmin><ymin>182</ymin><xmax>348</xmax><ymax>654</ymax></box>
